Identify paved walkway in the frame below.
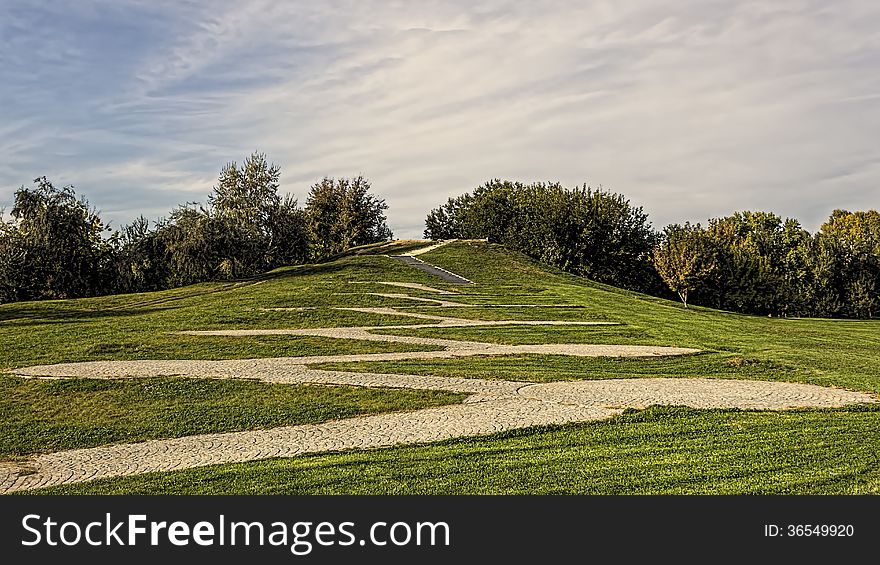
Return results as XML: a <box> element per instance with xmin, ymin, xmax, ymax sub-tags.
<box><xmin>374</xmin><ymin>281</ymin><xmax>457</xmax><ymax>294</ymax></box>
<box><xmin>3</xmin><ymin>291</ymin><xmax>875</xmax><ymax>493</ymax></box>
<box><xmin>401</xmin><ymin>239</ymin><xmax>460</xmax><ymax>256</ymax></box>
<box><xmin>366</xmin><ymin>293</ymin><xmax>469</xmax><ymax>307</ymax></box>
<box><xmin>387</xmin><ymin>255</ymin><xmax>474</xmax><ymax>284</ymax></box>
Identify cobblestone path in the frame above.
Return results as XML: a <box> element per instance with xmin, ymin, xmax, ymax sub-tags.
<box><xmin>3</xmin><ymin>289</ymin><xmax>875</xmax><ymax>493</ymax></box>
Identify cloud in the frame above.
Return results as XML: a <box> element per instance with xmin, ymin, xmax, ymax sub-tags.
<box><xmin>1</xmin><ymin>0</ymin><xmax>878</xmax><ymax>235</ymax></box>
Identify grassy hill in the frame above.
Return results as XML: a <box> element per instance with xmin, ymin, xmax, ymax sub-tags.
<box><xmin>2</xmin><ymin>240</ymin><xmax>878</xmax><ymax>494</ymax></box>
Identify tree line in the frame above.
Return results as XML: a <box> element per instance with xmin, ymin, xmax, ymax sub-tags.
<box><xmin>0</xmin><ymin>152</ymin><xmax>391</xmax><ymax>303</ymax></box>
<box><xmin>654</xmin><ymin>210</ymin><xmax>880</xmax><ymax>318</ymax></box>
<box><xmin>425</xmin><ymin>180</ymin><xmax>879</xmax><ymax>318</ymax></box>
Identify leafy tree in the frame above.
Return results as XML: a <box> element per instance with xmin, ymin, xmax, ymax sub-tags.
<box><xmin>653</xmin><ymin>223</ymin><xmax>715</xmax><ymax>308</ymax></box>
<box><xmin>305</xmin><ymin>176</ymin><xmax>392</xmax><ymax>260</ymax></box>
<box><xmin>210</xmin><ymin>153</ymin><xmax>281</xmax><ymax>226</ymax></box>
<box><xmin>0</xmin><ymin>222</ymin><xmax>32</xmax><ymax>303</ymax></box>
<box><xmin>816</xmin><ymin>210</ymin><xmax>880</xmax><ymax>318</ymax></box>
<box><xmin>423</xmin><ymin>180</ymin><xmax>659</xmax><ymax>293</ymax></box>
<box><xmin>138</xmin><ymin>152</ymin><xmax>311</xmax><ymax>284</ymax></box>
<box><xmin>777</xmin><ymin>218</ymin><xmax>814</xmax><ymax>316</ymax></box>
<box><xmin>560</xmin><ymin>185</ymin><xmax>659</xmax><ymax>290</ymax></box>
<box><xmin>0</xmin><ymin>177</ymin><xmax>108</xmax><ymax>301</ymax></box>
<box><xmin>208</xmin><ymin>153</ymin><xmax>282</xmax><ymax>277</ymax></box>
<box><xmin>702</xmin><ymin>212</ymin><xmax>805</xmax><ymax>315</ymax></box>
<box><xmin>459</xmin><ymin>180</ymin><xmax>517</xmax><ymax>243</ymax></box>
<box><xmin>104</xmin><ymin>215</ymin><xmax>170</xmax><ymax>293</ymax></box>
<box><xmin>264</xmin><ymin>195</ymin><xmax>308</xmax><ymax>267</ymax></box>
<box><xmin>424</xmin><ymin>194</ymin><xmax>472</xmax><ymax>240</ymax></box>
<box><xmin>157</xmin><ymin>204</ymin><xmax>225</xmax><ymax>286</ymax></box>
<box><xmin>92</xmin><ymin>153</ymin><xmax>309</xmax><ymax>295</ymax></box>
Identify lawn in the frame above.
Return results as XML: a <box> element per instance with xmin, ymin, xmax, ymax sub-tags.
<box><xmin>0</xmin><ymin>375</ymin><xmax>464</xmax><ymax>458</ymax></box>
<box><xmin>29</xmin><ymin>405</ymin><xmax>880</xmax><ymax>495</ymax></box>
<box><xmin>2</xmin><ymin>240</ymin><xmax>878</xmax><ymax>494</ymax></box>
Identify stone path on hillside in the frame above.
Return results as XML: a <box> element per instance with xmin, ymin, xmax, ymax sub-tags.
<box><xmin>388</xmin><ymin>255</ymin><xmax>474</xmax><ymax>284</ymax></box>
<box><xmin>3</xmin><ymin>283</ymin><xmax>876</xmax><ymax>493</ymax></box>
<box><xmin>374</xmin><ymin>281</ymin><xmax>457</xmax><ymax>294</ymax></box>
<box><xmin>366</xmin><ymin>293</ymin><xmax>470</xmax><ymax>307</ymax></box>
<box><xmin>400</xmin><ymin>239</ymin><xmax>460</xmax><ymax>256</ymax></box>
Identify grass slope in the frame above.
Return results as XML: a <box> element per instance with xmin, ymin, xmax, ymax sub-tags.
<box><xmin>32</xmin><ymin>405</ymin><xmax>880</xmax><ymax>495</ymax></box>
<box><xmin>2</xmin><ymin>240</ymin><xmax>878</xmax><ymax>494</ymax></box>
<box><xmin>412</xmin><ymin>242</ymin><xmax>880</xmax><ymax>393</ymax></box>
<box><xmin>313</xmin><ymin>352</ymin><xmax>800</xmax><ymax>384</ymax></box>
<box><xmin>0</xmin><ymin>375</ymin><xmax>463</xmax><ymax>458</ymax></box>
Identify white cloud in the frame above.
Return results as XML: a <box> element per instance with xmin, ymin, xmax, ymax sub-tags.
<box><xmin>1</xmin><ymin>0</ymin><xmax>878</xmax><ymax>235</ymax></box>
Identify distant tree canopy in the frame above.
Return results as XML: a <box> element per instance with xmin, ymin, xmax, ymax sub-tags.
<box><xmin>652</xmin><ymin>210</ymin><xmax>879</xmax><ymax>317</ymax></box>
<box><xmin>426</xmin><ymin>181</ymin><xmax>879</xmax><ymax>319</ymax></box>
<box><xmin>305</xmin><ymin>176</ymin><xmax>392</xmax><ymax>261</ymax></box>
<box><xmin>0</xmin><ymin>177</ymin><xmax>108</xmax><ymax>301</ymax></box>
<box><xmin>653</xmin><ymin>223</ymin><xmax>715</xmax><ymax>308</ymax></box>
<box><xmin>106</xmin><ymin>152</ymin><xmax>310</xmax><ymax>291</ymax></box>
<box><xmin>3</xmin><ymin>163</ymin><xmax>876</xmax><ymax>320</ymax></box>
<box><xmin>424</xmin><ymin>180</ymin><xmax>660</xmax><ymax>293</ymax></box>
<box><xmin>0</xmin><ymin>153</ymin><xmax>391</xmax><ymax>304</ymax></box>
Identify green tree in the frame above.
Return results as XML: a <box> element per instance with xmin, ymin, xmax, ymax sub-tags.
<box><xmin>105</xmin><ymin>215</ymin><xmax>170</xmax><ymax>293</ymax></box>
<box><xmin>703</xmin><ymin>211</ymin><xmax>805</xmax><ymax>315</ymax></box>
<box><xmin>99</xmin><ymin>154</ymin><xmax>308</xmax><ymax>295</ymax></box>
<box><xmin>305</xmin><ymin>176</ymin><xmax>392</xmax><ymax>260</ymax></box>
<box><xmin>1</xmin><ymin>177</ymin><xmax>108</xmax><ymax>300</ymax></box>
<box><xmin>423</xmin><ymin>180</ymin><xmax>659</xmax><ymax>293</ymax></box>
<box><xmin>653</xmin><ymin>223</ymin><xmax>716</xmax><ymax>308</ymax></box>
<box><xmin>816</xmin><ymin>210</ymin><xmax>880</xmax><ymax>318</ymax></box>
<box><xmin>264</xmin><ymin>195</ymin><xmax>309</xmax><ymax>267</ymax></box>
<box><xmin>424</xmin><ymin>194</ymin><xmax>472</xmax><ymax>240</ymax></box>
<box><xmin>559</xmin><ymin>185</ymin><xmax>659</xmax><ymax>290</ymax></box>
<box><xmin>208</xmin><ymin>153</ymin><xmax>281</xmax><ymax>277</ymax></box>
<box><xmin>157</xmin><ymin>204</ymin><xmax>226</xmax><ymax>286</ymax></box>
<box><xmin>0</xmin><ymin>221</ymin><xmax>32</xmax><ymax>303</ymax></box>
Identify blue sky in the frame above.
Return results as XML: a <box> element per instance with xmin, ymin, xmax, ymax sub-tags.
<box><xmin>2</xmin><ymin>0</ymin><xmax>878</xmax><ymax>237</ymax></box>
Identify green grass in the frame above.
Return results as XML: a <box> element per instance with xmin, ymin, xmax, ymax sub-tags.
<box><xmin>2</xmin><ymin>240</ymin><xmax>879</xmax><ymax>494</ymax></box>
<box><xmin>3</xmin><ymin>241</ymin><xmax>878</xmax><ymax>391</ymax></box>
<box><xmin>413</xmin><ymin>242</ymin><xmax>880</xmax><ymax>393</ymax></box>
<box><xmin>312</xmin><ymin>352</ymin><xmax>808</xmax><ymax>384</ymax></box>
<box><xmin>372</xmin><ymin>324</ymin><xmax>668</xmax><ymax>345</ymax></box>
<box><xmin>0</xmin><ymin>257</ymin><xmax>457</xmax><ymax>369</ymax></box>
<box><xmin>30</xmin><ymin>405</ymin><xmax>880</xmax><ymax>495</ymax></box>
<box><xmin>11</xmin><ymin>334</ymin><xmax>438</xmax><ymax>368</ymax></box>
<box><xmin>0</xmin><ymin>375</ymin><xmax>464</xmax><ymax>458</ymax></box>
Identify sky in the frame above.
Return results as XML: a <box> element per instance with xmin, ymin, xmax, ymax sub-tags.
<box><xmin>1</xmin><ymin>0</ymin><xmax>878</xmax><ymax>238</ymax></box>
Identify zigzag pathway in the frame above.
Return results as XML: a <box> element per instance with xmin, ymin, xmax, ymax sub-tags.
<box><xmin>3</xmin><ymin>285</ymin><xmax>875</xmax><ymax>493</ymax></box>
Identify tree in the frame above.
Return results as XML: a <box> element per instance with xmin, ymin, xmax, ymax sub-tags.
<box><xmin>423</xmin><ymin>180</ymin><xmax>659</xmax><ymax>293</ymax></box>
<box><xmin>424</xmin><ymin>194</ymin><xmax>472</xmax><ymax>240</ymax></box>
<box><xmin>41</xmin><ymin>153</ymin><xmax>310</xmax><ymax>297</ymax></box>
<box><xmin>1</xmin><ymin>177</ymin><xmax>108</xmax><ymax>300</ymax></box>
<box><xmin>166</xmin><ymin>152</ymin><xmax>312</xmax><ymax>280</ymax></box>
<box><xmin>701</xmin><ymin>211</ymin><xmax>806</xmax><ymax>315</ymax></box>
<box><xmin>816</xmin><ymin>209</ymin><xmax>880</xmax><ymax>318</ymax></box>
<box><xmin>208</xmin><ymin>153</ymin><xmax>281</xmax><ymax>277</ymax></box>
<box><xmin>104</xmin><ymin>215</ymin><xmax>170</xmax><ymax>293</ymax></box>
<box><xmin>305</xmin><ymin>176</ymin><xmax>392</xmax><ymax>260</ymax></box>
<box><xmin>558</xmin><ymin>185</ymin><xmax>659</xmax><ymax>291</ymax></box>
<box><xmin>0</xmin><ymin>221</ymin><xmax>31</xmax><ymax>303</ymax></box>
<box><xmin>157</xmin><ymin>204</ymin><xmax>226</xmax><ymax>286</ymax></box>
<box><xmin>653</xmin><ymin>223</ymin><xmax>716</xmax><ymax>308</ymax></box>
<box><xmin>777</xmin><ymin>218</ymin><xmax>814</xmax><ymax>316</ymax></box>
<box><xmin>265</xmin><ymin>195</ymin><xmax>309</xmax><ymax>267</ymax></box>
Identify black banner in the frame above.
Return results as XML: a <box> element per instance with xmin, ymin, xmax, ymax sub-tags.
<box><xmin>1</xmin><ymin>496</ymin><xmax>876</xmax><ymax>563</ymax></box>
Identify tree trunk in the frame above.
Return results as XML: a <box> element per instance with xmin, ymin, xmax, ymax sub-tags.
<box><xmin>678</xmin><ymin>290</ymin><xmax>689</xmax><ymax>308</ymax></box>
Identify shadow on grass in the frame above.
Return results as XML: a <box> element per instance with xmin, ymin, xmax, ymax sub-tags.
<box><xmin>0</xmin><ymin>306</ymin><xmax>176</xmax><ymax>326</ymax></box>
